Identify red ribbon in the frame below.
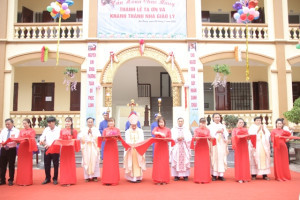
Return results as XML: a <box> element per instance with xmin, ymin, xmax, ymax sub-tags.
<box><xmin>41</xmin><ymin>46</ymin><xmax>45</xmax><ymax>62</ymax></box>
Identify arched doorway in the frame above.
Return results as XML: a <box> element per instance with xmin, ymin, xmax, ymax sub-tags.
<box><xmin>100</xmin><ymin>45</ymin><xmax>185</xmax><ymax>129</ymax></box>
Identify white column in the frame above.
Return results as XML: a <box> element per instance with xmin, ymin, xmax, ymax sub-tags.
<box><xmin>82</xmin><ymin>0</ymin><xmax>90</xmax><ymax>39</ymax></box>
<box><xmin>3</xmin><ymin>63</ymin><xmax>14</xmax><ymax>120</ymax></box>
<box><xmin>269</xmin><ymin>62</ymin><xmax>279</xmax><ymax>127</ymax></box>
<box><xmin>195</xmin><ymin>0</ymin><xmax>202</xmax><ymax>39</ymax></box>
<box><xmin>264</xmin><ymin>0</ymin><xmax>275</xmax><ymax>40</ymax></box>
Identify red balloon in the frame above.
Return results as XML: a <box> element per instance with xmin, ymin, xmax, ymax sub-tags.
<box><xmin>248</xmin><ymin>14</ymin><xmax>254</xmax><ymax>21</ymax></box>
<box><xmin>52</xmin><ymin>9</ymin><xmax>58</xmax><ymax>14</ymax></box>
<box><xmin>248</xmin><ymin>15</ymin><xmax>254</xmax><ymax>21</ymax></box>
<box><xmin>248</xmin><ymin>2</ymin><xmax>256</xmax><ymax>8</ymax></box>
<box><xmin>240</xmin><ymin>14</ymin><xmax>247</xmax><ymax>21</ymax></box>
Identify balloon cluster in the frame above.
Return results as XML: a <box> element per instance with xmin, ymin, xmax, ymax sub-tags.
<box><xmin>232</xmin><ymin>0</ymin><xmax>260</xmax><ymax>23</ymax></box>
<box><xmin>47</xmin><ymin>0</ymin><xmax>74</xmax><ymax>20</ymax></box>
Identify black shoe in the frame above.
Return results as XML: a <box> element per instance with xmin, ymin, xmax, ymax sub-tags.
<box><xmin>212</xmin><ymin>176</ymin><xmax>217</xmax><ymax>181</ymax></box>
<box><xmin>251</xmin><ymin>175</ymin><xmax>257</xmax><ymax>180</ymax></box>
<box><xmin>8</xmin><ymin>181</ymin><xmax>13</xmax><ymax>186</ymax></box>
<box><xmin>53</xmin><ymin>180</ymin><xmax>58</xmax><ymax>185</ymax></box>
<box><xmin>263</xmin><ymin>175</ymin><xmax>270</xmax><ymax>180</ymax></box>
<box><xmin>174</xmin><ymin>176</ymin><xmax>179</xmax><ymax>181</ymax></box>
<box><xmin>218</xmin><ymin>177</ymin><xmax>225</xmax><ymax>181</ymax></box>
<box><xmin>42</xmin><ymin>180</ymin><xmax>50</xmax><ymax>185</ymax></box>
<box><xmin>183</xmin><ymin>177</ymin><xmax>189</xmax><ymax>181</ymax></box>
<box><xmin>0</xmin><ymin>181</ymin><xmax>6</xmax><ymax>185</ymax></box>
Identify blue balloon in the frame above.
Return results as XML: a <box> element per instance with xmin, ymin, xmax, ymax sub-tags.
<box><xmin>254</xmin><ymin>16</ymin><xmax>259</xmax><ymax>20</ymax></box>
<box><xmin>53</xmin><ymin>13</ymin><xmax>60</xmax><ymax>19</ymax></box>
<box><xmin>65</xmin><ymin>0</ymin><xmax>74</xmax><ymax>6</ymax></box>
<box><xmin>238</xmin><ymin>9</ymin><xmax>243</xmax><ymax>15</ymax></box>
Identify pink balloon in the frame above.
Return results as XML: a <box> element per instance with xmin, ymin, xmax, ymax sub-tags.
<box><xmin>249</xmin><ymin>8</ymin><xmax>256</xmax><ymax>16</ymax></box>
<box><xmin>65</xmin><ymin>9</ymin><xmax>70</xmax><ymax>15</ymax></box>
<box><xmin>254</xmin><ymin>11</ymin><xmax>260</xmax><ymax>18</ymax></box>
<box><xmin>237</xmin><ymin>18</ymin><xmax>242</xmax><ymax>23</ymax></box>
<box><xmin>243</xmin><ymin>6</ymin><xmax>249</xmax><ymax>14</ymax></box>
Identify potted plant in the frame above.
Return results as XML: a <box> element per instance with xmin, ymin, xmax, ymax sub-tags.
<box><xmin>284</xmin><ymin>97</ymin><xmax>300</xmax><ymax>163</ymax></box>
<box><xmin>63</xmin><ymin>67</ymin><xmax>79</xmax><ymax>91</ymax></box>
<box><xmin>223</xmin><ymin>115</ymin><xmax>239</xmax><ymax>131</ymax></box>
<box><xmin>39</xmin><ymin>116</ymin><xmax>59</xmax><ymax>128</ymax></box>
<box><xmin>211</xmin><ymin>64</ymin><xmax>230</xmax><ymax>88</ymax></box>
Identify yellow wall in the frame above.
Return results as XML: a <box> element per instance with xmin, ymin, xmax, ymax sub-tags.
<box><xmin>17</xmin><ymin>0</ymin><xmax>83</xmax><ymax>13</ymax></box>
<box><xmin>288</xmin><ymin>0</ymin><xmax>300</xmax><ymax>14</ymax></box>
<box><xmin>14</xmin><ymin>66</ymin><xmax>81</xmax><ymax>111</ymax></box>
<box><xmin>203</xmin><ymin>65</ymin><xmax>268</xmax><ymax>82</ymax></box>
<box><xmin>202</xmin><ymin>0</ymin><xmax>264</xmax><ymax>13</ymax></box>
<box><xmin>292</xmin><ymin>67</ymin><xmax>300</xmax><ymax>81</ymax></box>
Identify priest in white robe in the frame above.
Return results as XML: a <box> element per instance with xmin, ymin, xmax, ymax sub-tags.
<box><xmin>208</xmin><ymin>113</ymin><xmax>229</xmax><ymax>181</ymax></box>
<box><xmin>79</xmin><ymin>117</ymin><xmax>101</xmax><ymax>182</ymax></box>
<box><xmin>123</xmin><ymin>113</ymin><xmax>146</xmax><ymax>183</ymax></box>
<box><xmin>248</xmin><ymin>117</ymin><xmax>271</xmax><ymax>180</ymax></box>
<box><xmin>170</xmin><ymin>117</ymin><xmax>192</xmax><ymax>181</ymax></box>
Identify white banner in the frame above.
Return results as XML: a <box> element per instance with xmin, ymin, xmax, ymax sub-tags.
<box><xmin>188</xmin><ymin>42</ymin><xmax>199</xmax><ymax>129</ymax></box>
<box><xmin>86</xmin><ymin>43</ymin><xmax>97</xmax><ymax>120</ymax></box>
<box><xmin>97</xmin><ymin>0</ymin><xmax>186</xmax><ymax>39</ymax></box>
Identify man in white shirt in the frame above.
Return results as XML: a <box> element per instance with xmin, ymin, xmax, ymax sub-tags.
<box><xmin>39</xmin><ymin>117</ymin><xmax>60</xmax><ymax>185</ymax></box>
<box><xmin>0</xmin><ymin>118</ymin><xmax>20</xmax><ymax>186</ymax></box>
<box><xmin>208</xmin><ymin>113</ymin><xmax>229</xmax><ymax>181</ymax></box>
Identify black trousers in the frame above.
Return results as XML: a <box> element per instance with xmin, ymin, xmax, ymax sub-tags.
<box><xmin>0</xmin><ymin>147</ymin><xmax>17</xmax><ymax>183</ymax></box>
<box><xmin>44</xmin><ymin>150</ymin><xmax>60</xmax><ymax>181</ymax></box>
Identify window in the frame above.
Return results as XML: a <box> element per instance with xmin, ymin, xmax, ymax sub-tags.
<box><xmin>230</xmin><ymin>82</ymin><xmax>252</xmax><ymax>110</ymax></box>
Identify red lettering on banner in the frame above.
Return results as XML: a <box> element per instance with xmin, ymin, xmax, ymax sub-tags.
<box><xmin>90</xmin><ymin>60</ymin><xmax>94</xmax><ymax>64</ymax></box>
<box><xmin>88</xmin><ymin>103</ymin><xmax>94</xmax><ymax>107</ymax></box>
<box><xmin>89</xmin><ymin>81</ymin><xmax>94</xmax><ymax>86</ymax></box>
<box><xmin>191</xmin><ymin>96</ymin><xmax>197</xmax><ymax>100</ymax></box>
<box><xmin>88</xmin><ymin>96</ymin><xmax>94</xmax><ymax>100</ymax></box>
<box><xmin>191</xmin><ymin>81</ymin><xmax>195</xmax><ymax>85</ymax></box>
<box><xmin>191</xmin><ymin>88</ymin><xmax>197</xmax><ymax>93</ymax></box>
<box><xmin>90</xmin><ymin>88</ymin><xmax>93</xmax><ymax>93</ymax></box>
<box><xmin>191</xmin><ymin>74</ymin><xmax>195</xmax><ymax>78</ymax></box>
<box><xmin>191</xmin><ymin>103</ymin><xmax>197</xmax><ymax>107</ymax></box>
<box><xmin>191</xmin><ymin>67</ymin><xmax>195</xmax><ymax>71</ymax></box>
<box><xmin>89</xmin><ymin>67</ymin><xmax>95</xmax><ymax>71</ymax></box>
<box><xmin>88</xmin><ymin>74</ymin><xmax>96</xmax><ymax>78</ymax></box>
<box><xmin>190</xmin><ymin>53</ymin><xmax>195</xmax><ymax>57</ymax></box>
<box><xmin>189</xmin><ymin>60</ymin><xmax>196</xmax><ymax>64</ymax></box>
<box><xmin>88</xmin><ymin>53</ymin><xmax>96</xmax><ymax>57</ymax></box>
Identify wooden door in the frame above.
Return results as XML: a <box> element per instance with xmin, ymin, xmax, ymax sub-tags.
<box><xmin>32</xmin><ymin>83</ymin><xmax>55</xmax><ymax>111</ymax></box>
<box><xmin>42</xmin><ymin>11</ymin><xmax>53</xmax><ymax>22</ymax></box>
<box><xmin>13</xmin><ymin>83</ymin><xmax>18</xmax><ymax>111</ymax></box>
<box><xmin>215</xmin><ymin>83</ymin><xmax>231</xmax><ymax>110</ymax></box>
<box><xmin>253</xmin><ymin>81</ymin><xmax>269</xmax><ymax>110</ymax></box>
<box><xmin>22</xmin><ymin>6</ymin><xmax>33</xmax><ymax>22</ymax></box>
<box><xmin>70</xmin><ymin>82</ymin><xmax>81</xmax><ymax>111</ymax></box>
<box><xmin>160</xmin><ymin>72</ymin><xmax>171</xmax><ymax>97</ymax></box>
<box><xmin>292</xmin><ymin>82</ymin><xmax>300</xmax><ymax>103</ymax></box>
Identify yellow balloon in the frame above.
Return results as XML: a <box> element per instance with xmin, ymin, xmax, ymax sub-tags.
<box><xmin>60</xmin><ymin>10</ymin><xmax>65</xmax><ymax>15</ymax></box>
<box><xmin>50</xmin><ymin>12</ymin><xmax>56</xmax><ymax>17</ymax></box>
<box><xmin>255</xmin><ymin>6</ymin><xmax>259</xmax><ymax>11</ymax></box>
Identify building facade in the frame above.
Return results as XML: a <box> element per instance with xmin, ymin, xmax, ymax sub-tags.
<box><xmin>0</xmin><ymin>0</ymin><xmax>299</xmax><ymax>132</ymax></box>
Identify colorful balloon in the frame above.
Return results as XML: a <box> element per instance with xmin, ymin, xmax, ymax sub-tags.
<box><xmin>243</xmin><ymin>6</ymin><xmax>249</xmax><ymax>14</ymax></box>
<box><xmin>248</xmin><ymin>15</ymin><xmax>254</xmax><ymax>21</ymax></box>
<box><xmin>254</xmin><ymin>11</ymin><xmax>260</xmax><ymax>18</ymax></box>
<box><xmin>238</xmin><ymin>9</ymin><xmax>244</xmax><ymax>15</ymax></box>
<box><xmin>62</xmin><ymin>3</ymin><xmax>68</xmax><ymax>10</ymax></box>
<box><xmin>47</xmin><ymin>6</ymin><xmax>53</xmax><ymax>12</ymax></box>
<box><xmin>65</xmin><ymin>0</ymin><xmax>74</xmax><ymax>6</ymax></box>
<box><xmin>234</xmin><ymin>13</ymin><xmax>240</xmax><ymax>20</ymax></box>
<box><xmin>240</xmin><ymin>14</ymin><xmax>247</xmax><ymax>21</ymax></box>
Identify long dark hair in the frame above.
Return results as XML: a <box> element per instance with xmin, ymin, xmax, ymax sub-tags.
<box><xmin>23</xmin><ymin>118</ymin><xmax>32</xmax><ymax>128</ymax></box>
<box><xmin>157</xmin><ymin>117</ymin><xmax>166</xmax><ymax>127</ymax></box>
<box><xmin>65</xmin><ymin>117</ymin><xmax>73</xmax><ymax>135</ymax></box>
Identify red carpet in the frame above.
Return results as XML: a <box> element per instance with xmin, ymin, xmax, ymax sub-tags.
<box><xmin>1</xmin><ymin>168</ymin><xmax>299</xmax><ymax>200</ymax></box>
